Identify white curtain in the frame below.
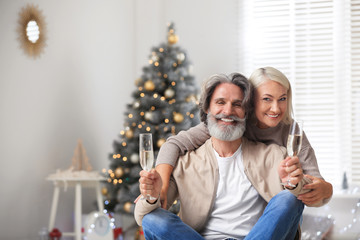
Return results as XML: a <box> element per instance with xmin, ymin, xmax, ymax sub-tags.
<box><xmin>238</xmin><ymin>0</ymin><xmax>360</xmax><ymax>187</ymax></box>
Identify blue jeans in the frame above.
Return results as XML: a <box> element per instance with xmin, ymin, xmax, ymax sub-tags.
<box><xmin>142</xmin><ymin>190</ymin><xmax>304</xmax><ymax>240</ymax></box>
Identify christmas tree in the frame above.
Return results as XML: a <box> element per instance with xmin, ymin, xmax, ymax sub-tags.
<box><xmin>102</xmin><ymin>23</ymin><xmax>200</xmax><ymax>215</ymax></box>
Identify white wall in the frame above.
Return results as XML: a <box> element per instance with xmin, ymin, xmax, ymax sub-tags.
<box><xmin>0</xmin><ymin>0</ymin><xmax>238</xmax><ymax>239</ymax></box>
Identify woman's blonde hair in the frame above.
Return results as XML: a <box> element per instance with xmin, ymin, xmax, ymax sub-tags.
<box><xmin>249</xmin><ymin>67</ymin><xmax>293</xmax><ymax>124</ymax></box>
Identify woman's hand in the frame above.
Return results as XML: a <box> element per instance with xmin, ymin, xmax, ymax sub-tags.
<box><xmin>297</xmin><ymin>174</ymin><xmax>333</xmax><ymax>205</ymax></box>
<box><xmin>138</xmin><ymin>169</ymin><xmax>162</xmax><ymax>204</ymax></box>
<box><xmin>278</xmin><ymin>156</ymin><xmax>303</xmax><ymax>188</ymax></box>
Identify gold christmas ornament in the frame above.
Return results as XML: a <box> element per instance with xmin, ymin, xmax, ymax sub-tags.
<box><xmin>144</xmin><ymin>80</ymin><xmax>155</xmax><ymax>91</ymax></box>
<box><xmin>168</xmin><ymin>34</ymin><xmax>179</xmax><ymax>45</ymax></box>
<box><xmin>173</xmin><ymin>112</ymin><xmax>184</xmax><ymax>123</ymax></box>
<box><xmin>101</xmin><ymin>187</ymin><xmax>108</xmax><ymax>196</ymax></box>
<box><xmin>167</xmin><ymin>23</ymin><xmax>179</xmax><ymax>46</ymax></box>
<box><xmin>157</xmin><ymin>138</ymin><xmax>166</xmax><ymax>148</ymax></box>
<box><xmin>115</xmin><ymin>167</ymin><xmax>124</xmax><ymax>178</ymax></box>
<box><xmin>123</xmin><ymin>201</ymin><xmax>132</xmax><ymax>213</ymax></box>
<box><xmin>125</xmin><ymin>129</ymin><xmax>134</xmax><ymax>139</ymax></box>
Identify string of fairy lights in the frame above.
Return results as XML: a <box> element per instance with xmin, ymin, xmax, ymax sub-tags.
<box><xmin>337</xmin><ymin>198</ymin><xmax>360</xmax><ymax>235</ymax></box>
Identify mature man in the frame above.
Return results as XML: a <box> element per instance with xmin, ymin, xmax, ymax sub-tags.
<box><xmin>135</xmin><ymin>73</ymin><xmax>311</xmax><ymax>240</ymax></box>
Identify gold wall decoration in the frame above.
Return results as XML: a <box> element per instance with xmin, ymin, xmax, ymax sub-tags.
<box><xmin>17</xmin><ymin>4</ymin><xmax>47</xmax><ymax>58</ymax></box>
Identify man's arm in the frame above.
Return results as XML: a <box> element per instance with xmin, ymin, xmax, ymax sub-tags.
<box><xmin>156</xmin><ymin>164</ymin><xmax>174</xmax><ymax>209</ymax></box>
<box><xmin>155</xmin><ymin>123</ymin><xmax>209</xmax><ymax>209</ymax></box>
<box><xmin>134</xmin><ymin>169</ymin><xmax>162</xmax><ymax>226</ymax></box>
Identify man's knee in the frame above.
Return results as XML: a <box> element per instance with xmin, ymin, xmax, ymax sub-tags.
<box><xmin>271</xmin><ymin>190</ymin><xmax>304</xmax><ymax>214</ymax></box>
<box><xmin>142</xmin><ymin>208</ymin><xmax>179</xmax><ymax>233</ymax></box>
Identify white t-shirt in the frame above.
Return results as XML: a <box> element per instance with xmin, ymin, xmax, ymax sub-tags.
<box><xmin>201</xmin><ymin>145</ymin><xmax>267</xmax><ymax>240</ymax></box>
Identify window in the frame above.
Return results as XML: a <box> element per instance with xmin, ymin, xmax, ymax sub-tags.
<box><xmin>238</xmin><ymin>0</ymin><xmax>360</xmax><ymax>187</ymax></box>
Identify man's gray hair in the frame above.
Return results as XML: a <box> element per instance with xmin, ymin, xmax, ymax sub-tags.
<box><xmin>199</xmin><ymin>73</ymin><xmax>252</xmax><ymax>123</ymax></box>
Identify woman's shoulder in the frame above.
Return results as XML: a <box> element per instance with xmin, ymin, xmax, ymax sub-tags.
<box><xmin>245</xmin><ymin>122</ymin><xmax>289</xmax><ymax>146</ymax></box>
<box><xmin>242</xmin><ymin>138</ymin><xmax>287</xmax><ymax>162</ymax></box>
<box><xmin>243</xmin><ymin>137</ymin><xmax>285</xmax><ymax>151</ymax></box>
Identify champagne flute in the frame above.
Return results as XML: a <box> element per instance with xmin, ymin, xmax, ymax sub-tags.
<box><xmin>282</xmin><ymin>119</ymin><xmax>303</xmax><ymax>187</ymax></box>
<box><xmin>139</xmin><ymin>133</ymin><xmax>157</xmax><ymax>200</ymax></box>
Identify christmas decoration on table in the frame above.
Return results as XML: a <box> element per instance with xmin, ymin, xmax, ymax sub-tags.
<box><xmin>71</xmin><ymin>139</ymin><xmax>93</xmax><ymax>171</ymax></box>
<box><xmin>103</xmin><ymin>22</ymin><xmax>200</xmax><ymax>216</ymax></box>
<box><xmin>47</xmin><ymin>139</ymin><xmax>104</xmax><ymax>185</ymax></box>
<box><xmin>49</xmin><ymin>228</ymin><xmax>62</xmax><ymax>240</ymax></box>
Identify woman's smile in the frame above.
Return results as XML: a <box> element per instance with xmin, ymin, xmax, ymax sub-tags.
<box><xmin>254</xmin><ymin>80</ymin><xmax>288</xmax><ymax>128</ymax></box>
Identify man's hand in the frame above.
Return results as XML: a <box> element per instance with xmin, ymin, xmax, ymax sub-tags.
<box><xmin>278</xmin><ymin>156</ymin><xmax>303</xmax><ymax>188</ymax></box>
<box><xmin>138</xmin><ymin>169</ymin><xmax>163</xmax><ymax>204</ymax></box>
<box><xmin>297</xmin><ymin>174</ymin><xmax>333</xmax><ymax>205</ymax></box>
<box><xmin>156</xmin><ymin>164</ymin><xmax>174</xmax><ymax>209</ymax></box>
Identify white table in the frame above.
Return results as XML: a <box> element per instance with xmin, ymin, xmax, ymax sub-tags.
<box><xmin>47</xmin><ymin>176</ymin><xmax>106</xmax><ymax>240</ymax></box>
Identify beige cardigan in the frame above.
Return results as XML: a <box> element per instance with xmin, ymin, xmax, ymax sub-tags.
<box><xmin>135</xmin><ymin>138</ymin><xmax>312</xmax><ymax>232</ymax></box>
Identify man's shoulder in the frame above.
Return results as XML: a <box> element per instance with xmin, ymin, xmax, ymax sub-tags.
<box><xmin>178</xmin><ymin>139</ymin><xmax>213</xmax><ymax>161</ymax></box>
<box><xmin>174</xmin><ymin>139</ymin><xmax>216</xmax><ymax>178</ymax></box>
<box><xmin>187</xmin><ymin>138</ymin><xmax>212</xmax><ymax>155</ymax></box>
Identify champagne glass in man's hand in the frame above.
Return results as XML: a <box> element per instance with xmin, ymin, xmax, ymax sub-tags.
<box><xmin>281</xmin><ymin>119</ymin><xmax>303</xmax><ymax>188</ymax></box>
<box><xmin>139</xmin><ymin>133</ymin><xmax>157</xmax><ymax>200</ymax></box>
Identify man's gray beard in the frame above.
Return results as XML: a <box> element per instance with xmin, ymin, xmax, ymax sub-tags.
<box><xmin>207</xmin><ymin>113</ymin><xmax>246</xmax><ymax>141</ymax></box>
